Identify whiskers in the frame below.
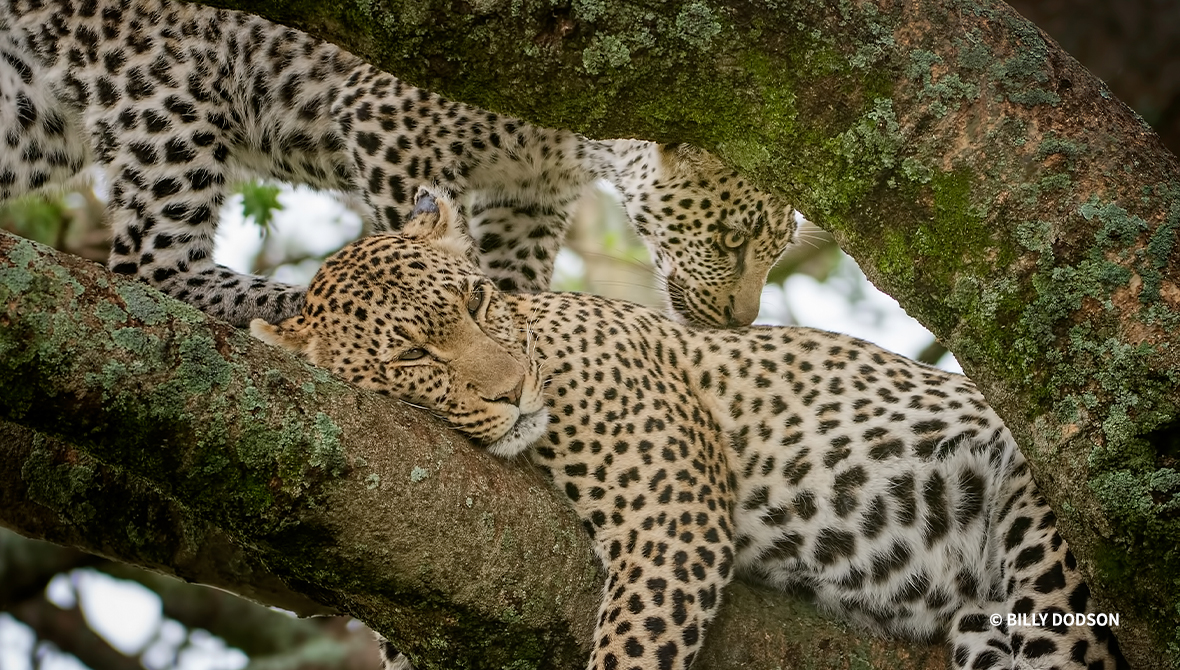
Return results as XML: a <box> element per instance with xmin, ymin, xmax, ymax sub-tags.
<box><xmin>792</xmin><ymin>219</ymin><xmax>834</xmax><ymax>250</ymax></box>
<box><xmin>395</xmin><ymin>397</ymin><xmax>449</xmax><ymax>423</ymax></box>
<box><xmin>516</xmin><ymin>311</ymin><xmax>555</xmax><ymax>380</ymax></box>
<box><xmin>663</xmin><ymin>274</ymin><xmax>692</xmax><ymax>319</ymax></box>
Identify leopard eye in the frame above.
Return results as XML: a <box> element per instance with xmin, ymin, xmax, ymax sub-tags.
<box><xmin>398</xmin><ymin>347</ymin><xmax>429</xmax><ymax>361</ymax></box>
<box><xmin>721</xmin><ymin>229</ymin><xmax>746</xmax><ymax>250</ymax></box>
<box><xmin>466</xmin><ymin>284</ymin><xmax>487</xmax><ymax>317</ymax></box>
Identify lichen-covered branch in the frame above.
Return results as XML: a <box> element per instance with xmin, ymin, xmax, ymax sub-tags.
<box><xmin>186</xmin><ymin>1</ymin><xmax>1180</xmax><ymax>665</ymax></box>
<box><xmin>0</xmin><ymin>422</ymin><xmax>334</xmax><ymax>618</ymax></box>
<box><xmin>0</xmin><ymin>232</ymin><xmax>946</xmax><ymax>667</ymax></box>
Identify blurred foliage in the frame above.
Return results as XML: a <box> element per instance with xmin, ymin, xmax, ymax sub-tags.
<box><xmin>237</xmin><ymin>182</ymin><xmax>284</xmax><ymax>232</ymax></box>
<box><xmin>0</xmin><ymin>194</ymin><xmax>72</xmax><ymax>247</ymax></box>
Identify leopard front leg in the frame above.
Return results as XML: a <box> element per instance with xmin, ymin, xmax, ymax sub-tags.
<box><xmin>103</xmin><ymin>141</ymin><xmax>307</xmax><ymax>326</ymax></box>
<box><xmin>588</xmin><ymin>525</ymin><xmax>735</xmax><ymax>670</ymax></box>
<box><xmin>535</xmin><ymin>431</ymin><xmax>737</xmax><ymax>670</ymax></box>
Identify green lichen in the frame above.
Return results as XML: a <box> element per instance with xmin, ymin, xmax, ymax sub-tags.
<box><xmin>1142</xmin><ymin>200</ymin><xmax>1178</xmax><ymax>303</ymax></box>
<box><xmin>0</xmin><ymin>264</ymin><xmax>33</xmax><ymax>293</ymax></box>
<box><xmin>838</xmin><ymin>98</ymin><xmax>900</xmax><ymax>170</ymax></box>
<box><xmin>20</xmin><ymin>443</ymin><xmax>98</xmax><ymax>523</ymax></box>
<box><xmin>990</xmin><ymin>23</ymin><xmax>1060</xmax><ymax>107</ymax></box>
<box><xmin>312</xmin><ymin>412</ymin><xmax>347</xmax><ymax>476</ymax></box>
<box><xmin>673</xmin><ymin>2</ymin><xmax>721</xmax><ymax>49</ymax></box>
<box><xmin>581</xmin><ymin>35</ymin><xmax>631</xmax><ymax>75</ymax></box>
<box><xmin>1037</xmin><ymin>135</ymin><xmax>1087</xmax><ymax>162</ymax></box>
<box><xmin>572</xmin><ymin>0</ymin><xmax>607</xmax><ymax>23</ymax></box>
<box><xmin>110</xmin><ymin>327</ymin><xmax>160</xmax><ymax>358</ymax></box>
<box><xmin>115</xmin><ymin>282</ymin><xmax>169</xmax><ymax>326</ymax></box>
<box><xmin>1015</xmin><ymin>219</ymin><xmax>1053</xmax><ymax>254</ymax></box>
<box><xmin>954</xmin><ymin>35</ymin><xmax>992</xmax><ymax>72</ymax></box>
<box><xmin>365</xmin><ymin>473</ymin><xmax>381</xmax><ymax>490</ymax></box>
<box><xmin>906</xmin><ymin>50</ymin><xmax>977</xmax><ymax>118</ymax></box>
<box><xmin>410</xmin><ymin>466</ymin><xmax>431</xmax><ymax>483</ymax></box>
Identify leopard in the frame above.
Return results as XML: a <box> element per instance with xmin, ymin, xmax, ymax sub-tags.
<box><xmin>252</xmin><ymin>193</ymin><xmax>1128</xmax><ymax>670</ymax></box>
<box><xmin>0</xmin><ymin>0</ymin><xmax>796</xmax><ymax>329</ymax></box>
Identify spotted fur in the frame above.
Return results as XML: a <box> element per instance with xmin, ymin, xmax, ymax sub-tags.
<box><xmin>254</xmin><ymin>198</ymin><xmax>1128</xmax><ymax>670</ymax></box>
<box><xmin>1</xmin><ymin>0</ymin><xmax>795</xmax><ymax>328</ymax></box>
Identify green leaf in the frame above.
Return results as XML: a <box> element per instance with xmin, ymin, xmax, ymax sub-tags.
<box><xmin>237</xmin><ymin>182</ymin><xmax>283</xmax><ymax>232</ymax></box>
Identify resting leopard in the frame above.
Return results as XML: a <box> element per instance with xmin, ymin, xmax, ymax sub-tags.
<box><xmin>0</xmin><ymin>0</ymin><xmax>795</xmax><ymax>328</ymax></box>
<box><xmin>253</xmin><ymin>194</ymin><xmax>1127</xmax><ymax>670</ymax></box>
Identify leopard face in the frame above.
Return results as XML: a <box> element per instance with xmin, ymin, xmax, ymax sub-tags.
<box><xmin>623</xmin><ymin>145</ymin><xmax>797</xmax><ymax>328</ymax></box>
<box><xmin>251</xmin><ymin>203</ymin><xmax>547</xmax><ymax>457</ymax></box>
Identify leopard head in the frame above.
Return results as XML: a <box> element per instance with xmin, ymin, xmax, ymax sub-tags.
<box><xmin>620</xmin><ymin>143</ymin><xmax>798</xmax><ymax>328</ymax></box>
<box><xmin>251</xmin><ymin>194</ymin><xmax>548</xmax><ymax>457</ymax></box>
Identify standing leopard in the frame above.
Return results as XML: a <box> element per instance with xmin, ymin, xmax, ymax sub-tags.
<box><xmin>0</xmin><ymin>0</ymin><xmax>795</xmax><ymax>328</ymax></box>
<box><xmin>253</xmin><ymin>195</ymin><xmax>1128</xmax><ymax>670</ymax></box>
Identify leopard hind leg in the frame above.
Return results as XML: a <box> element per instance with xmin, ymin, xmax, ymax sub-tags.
<box><xmin>953</xmin><ymin>454</ymin><xmax>1127</xmax><ymax>669</ymax></box>
<box><xmin>0</xmin><ymin>32</ymin><xmax>89</xmax><ymax>200</ymax></box>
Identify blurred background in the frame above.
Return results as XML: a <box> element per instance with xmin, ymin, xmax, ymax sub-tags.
<box><xmin>2</xmin><ymin>0</ymin><xmax>1177</xmax><ymax>667</ymax></box>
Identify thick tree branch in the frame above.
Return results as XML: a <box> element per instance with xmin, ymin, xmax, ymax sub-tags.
<box><xmin>0</xmin><ymin>232</ymin><xmax>946</xmax><ymax>667</ymax></box>
<box><xmin>0</xmin><ymin>422</ymin><xmax>335</xmax><ymax>618</ymax></box>
<box><xmin>185</xmin><ymin>1</ymin><xmax>1180</xmax><ymax>665</ymax></box>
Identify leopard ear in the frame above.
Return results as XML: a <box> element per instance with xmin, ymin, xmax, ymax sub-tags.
<box><xmin>251</xmin><ymin>315</ymin><xmax>315</xmax><ymax>355</ymax></box>
<box><xmin>658</xmin><ymin>143</ymin><xmax>725</xmax><ymax>179</ymax></box>
<box><xmin>403</xmin><ymin>186</ymin><xmax>471</xmax><ymax>259</ymax></box>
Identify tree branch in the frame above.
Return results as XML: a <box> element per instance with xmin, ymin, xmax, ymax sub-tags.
<box><xmin>0</xmin><ymin>422</ymin><xmax>334</xmax><ymax>618</ymax></box>
<box><xmin>186</xmin><ymin>1</ymin><xmax>1180</xmax><ymax>665</ymax></box>
<box><xmin>0</xmin><ymin>232</ymin><xmax>945</xmax><ymax>667</ymax></box>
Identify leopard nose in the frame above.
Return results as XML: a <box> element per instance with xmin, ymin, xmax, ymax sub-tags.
<box><xmin>723</xmin><ymin>305</ymin><xmax>754</xmax><ymax>328</ymax></box>
<box><xmin>723</xmin><ymin>307</ymin><xmax>740</xmax><ymax>328</ymax></box>
<box><xmin>486</xmin><ymin>377</ymin><xmax>524</xmax><ymax>406</ymax></box>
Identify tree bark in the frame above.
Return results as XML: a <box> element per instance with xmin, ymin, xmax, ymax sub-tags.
<box><xmin>0</xmin><ymin>232</ymin><xmax>947</xmax><ymax>667</ymax></box>
<box><xmin>182</xmin><ymin>0</ymin><xmax>1180</xmax><ymax>665</ymax></box>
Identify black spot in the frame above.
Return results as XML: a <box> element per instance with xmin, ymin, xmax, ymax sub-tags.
<box><xmin>832</xmin><ymin>465</ymin><xmax>866</xmax><ymax>518</ymax></box>
<box><xmin>860</xmin><ymin>496</ymin><xmax>888</xmax><ymax>539</ymax></box>
<box><xmin>1005</xmin><ymin>516</ymin><xmax>1032</xmax><ymax>551</ymax></box>
<box><xmin>1067</xmin><ymin>581</ymin><xmax>1090</xmax><ymax>613</ymax></box>
<box><xmin>869</xmin><ymin>438</ymin><xmax>904</xmax><ymax>460</ymax></box>
<box><xmin>15</xmin><ymin>93</ymin><xmax>37</xmax><ymax>129</ymax></box>
<box><xmin>151</xmin><ymin>177</ymin><xmax>182</xmax><ymax>198</ymax></box>
<box><xmin>742</xmin><ymin>486</ymin><xmax>769</xmax><ymax>511</ymax></box>
<box><xmin>164</xmin><ymin>138</ymin><xmax>196</xmax><ymax>163</ymax></box>
<box><xmin>922</xmin><ymin>472</ymin><xmax>950</xmax><ymax>547</ymax></box>
<box><xmin>356</xmin><ymin>131</ymin><xmax>381</xmax><ymax>155</ymax></box>
<box><xmin>760</xmin><ymin>532</ymin><xmax>803</xmax><ymax>561</ymax></box>
<box><xmin>869</xmin><ymin>540</ymin><xmax>912</xmax><ymax>583</ymax></box>
<box><xmin>888</xmin><ymin>473</ymin><xmax>917</xmax><ymax>526</ymax></box>
<box><xmin>957</xmin><ymin>613</ymin><xmax>989</xmax><ymax>633</ymax></box>
<box><xmin>1023</xmin><ymin>637</ymin><xmax>1057</xmax><ymax>658</ymax></box>
<box><xmin>1033</xmin><ymin>562</ymin><xmax>1066</xmax><ymax>593</ymax></box>
<box><xmin>812</xmin><ymin>528</ymin><xmax>856</xmax><ymax>565</ymax></box>
<box><xmin>1015</xmin><ymin>544</ymin><xmax>1045</xmax><ymax>570</ymax></box>
<box><xmin>792</xmin><ymin>490</ymin><xmax>817</xmax><ymax>520</ymax></box>
<box><xmin>656</xmin><ymin>641</ymin><xmax>678</xmax><ymax>670</ymax></box>
<box><xmin>956</xmin><ymin>469</ymin><xmax>986</xmax><ymax>526</ymax></box>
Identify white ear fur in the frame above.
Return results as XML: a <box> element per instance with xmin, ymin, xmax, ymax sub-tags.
<box><xmin>402</xmin><ymin>186</ymin><xmax>473</xmax><ymax>260</ymax></box>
